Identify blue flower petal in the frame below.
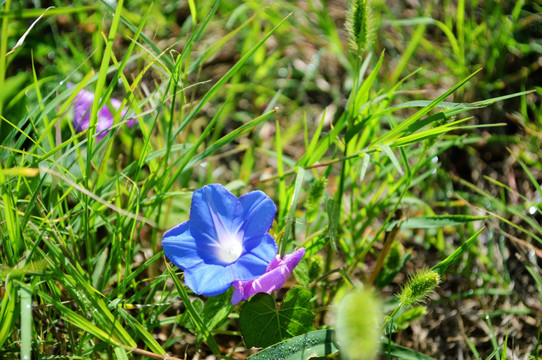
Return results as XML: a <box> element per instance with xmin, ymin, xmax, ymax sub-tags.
<box><xmin>189</xmin><ymin>184</ymin><xmax>237</xmax><ymax>247</ymax></box>
<box><xmin>162</xmin><ymin>222</ymin><xmax>203</xmax><ymax>270</ymax></box>
<box><xmin>184</xmin><ymin>262</ymin><xmax>234</xmax><ymax>296</ymax></box>
<box><xmin>243</xmin><ymin>233</ymin><xmax>278</xmax><ymax>262</ymax></box>
<box><xmin>236</xmin><ymin>190</ymin><xmax>276</xmax><ymax>238</ymax></box>
<box><xmin>232</xmin><ymin>234</ymin><xmax>277</xmax><ymax>281</ymax></box>
<box><xmin>233</xmin><ymin>252</ymin><xmax>273</xmax><ymax>280</ymax></box>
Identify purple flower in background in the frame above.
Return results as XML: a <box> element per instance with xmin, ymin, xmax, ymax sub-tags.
<box><xmin>162</xmin><ymin>184</ymin><xmax>278</xmax><ymax>296</ymax></box>
<box><xmin>231</xmin><ymin>247</ymin><xmax>306</xmax><ymax>305</ymax></box>
<box><xmin>68</xmin><ymin>83</ymin><xmax>135</xmax><ymax>139</ymax></box>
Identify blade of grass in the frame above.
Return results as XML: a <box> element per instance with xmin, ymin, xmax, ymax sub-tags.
<box><xmin>20</xmin><ymin>285</ymin><xmax>32</xmax><ymax>360</ymax></box>
<box><xmin>166</xmin><ymin>264</ymin><xmax>221</xmax><ymax>356</ymax></box>
<box><xmin>0</xmin><ymin>0</ymin><xmax>12</xmax><ymax>117</ymax></box>
<box><xmin>373</xmin><ymin>69</ymin><xmax>481</xmax><ymax>146</ymax></box>
<box><xmin>276</xmin><ymin>120</ymin><xmax>287</xmax><ymax>226</ymax></box>
<box><xmin>280</xmin><ymin>167</ymin><xmax>305</xmax><ymax>257</ymax></box>
<box><xmin>116</xmin><ymin>307</ymin><xmax>165</xmax><ymax>355</ymax></box>
<box><xmin>0</xmin><ymin>280</ymin><xmax>16</xmax><ymax>348</ymax></box>
<box><xmin>432</xmin><ymin>228</ymin><xmax>484</xmax><ymax>275</ymax></box>
<box><xmin>172</xmin><ymin>13</ymin><xmax>292</xmax><ymax>139</ymax></box>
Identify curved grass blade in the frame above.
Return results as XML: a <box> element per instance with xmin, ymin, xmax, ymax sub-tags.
<box><xmin>432</xmin><ymin>228</ymin><xmax>484</xmax><ymax>275</ymax></box>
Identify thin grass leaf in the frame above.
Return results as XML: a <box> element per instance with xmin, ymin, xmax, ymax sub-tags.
<box><xmin>380</xmin><ymin>144</ymin><xmax>404</xmax><ymax>175</ymax></box>
<box><xmin>281</xmin><ymin>167</ymin><xmax>305</xmax><ymax>257</ymax></box>
<box><xmin>6</xmin><ymin>6</ymin><xmax>53</xmax><ymax>56</ymax></box>
<box><xmin>373</xmin><ymin>69</ymin><xmax>481</xmax><ymax>146</ymax></box>
<box><xmin>38</xmin><ymin>291</ymin><xmax>119</xmax><ymax>346</ymax></box>
<box><xmin>114</xmin><ymin>346</ymin><xmax>129</xmax><ymax>360</ymax></box>
<box><xmin>359</xmin><ymin>152</ymin><xmax>370</xmax><ymax>182</ymax></box>
<box><xmin>276</xmin><ymin>120</ymin><xmax>287</xmax><ymax>225</ymax></box>
<box><xmin>20</xmin><ymin>285</ymin><xmax>32</xmax><ymax>360</ymax></box>
<box><xmin>301</xmin><ymin>109</ymin><xmax>326</xmax><ymax>167</ymax></box>
<box><xmin>387</xmin><ymin>215</ymin><xmax>488</xmax><ymax>230</ymax></box>
<box><xmin>432</xmin><ymin>228</ymin><xmax>484</xmax><ymax>275</ymax></box>
<box><xmin>189</xmin><ymin>12</ymin><xmax>258</xmax><ymax>72</ymax></box>
<box><xmin>173</xmin><ymin>13</ymin><xmax>292</xmax><ymax>139</ymax></box>
<box><xmin>116</xmin><ymin>307</ymin><xmax>165</xmax><ymax>355</ymax></box>
<box><xmin>166</xmin><ymin>264</ymin><xmax>221</xmax><ymax>356</ymax></box>
<box><xmin>183</xmin><ymin>107</ymin><xmax>279</xmax><ymax>171</ymax></box>
<box><xmin>508</xmin><ymin>148</ymin><xmax>542</xmax><ymax>197</ymax></box>
<box><xmin>187</xmin><ymin>0</ymin><xmax>197</xmax><ymax>21</ymax></box>
<box><xmin>382</xmin><ymin>341</ymin><xmax>437</xmax><ymax>359</ymax></box>
<box><xmin>0</xmin><ymin>281</ymin><xmax>16</xmax><ymax>348</ymax></box>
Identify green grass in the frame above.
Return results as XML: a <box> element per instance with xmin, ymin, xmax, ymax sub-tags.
<box><xmin>0</xmin><ymin>0</ymin><xmax>541</xmax><ymax>359</ymax></box>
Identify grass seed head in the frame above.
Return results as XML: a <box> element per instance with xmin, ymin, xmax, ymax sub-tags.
<box><xmin>383</xmin><ymin>241</ymin><xmax>404</xmax><ymax>272</ymax></box>
<box><xmin>398</xmin><ymin>269</ymin><xmax>440</xmax><ymax>307</ymax></box>
<box><xmin>335</xmin><ymin>287</ymin><xmax>383</xmax><ymax>360</ymax></box>
<box><xmin>346</xmin><ymin>0</ymin><xmax>373</xmax><ymax>53</ymax></box>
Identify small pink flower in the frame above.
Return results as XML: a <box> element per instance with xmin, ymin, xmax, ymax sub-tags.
<box><xmin>231</xmin><ymin>248</ymin><xmax>306</xmax><ymax>305</ymax></box>
<box><xmin>68</xmin><ymin>83</ymin><xmax>135</xmax><ymax>139</ymax></box>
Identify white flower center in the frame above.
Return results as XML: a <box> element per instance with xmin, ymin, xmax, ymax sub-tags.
<box><xmin>216</xmin><ymin>232</ymin><xmax>243</xmax><ymax>264</ymax></box>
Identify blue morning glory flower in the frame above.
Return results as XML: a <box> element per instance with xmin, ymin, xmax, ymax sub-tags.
<box><xmin>162</xmin><ymin>184</ymin><xmax>278</xmax><ymax>296</ymax></box>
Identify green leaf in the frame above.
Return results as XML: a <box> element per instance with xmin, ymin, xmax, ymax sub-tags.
<box><xmin>381</xmin><ymin>341</ymin><xmax>437</xmax><ymax>359</ymax></box>
<box><xmin>293</xmin><ymin>259</ymin><xmax>310</xmax><ymax>288</ymax></box>
<box><xmin>359</xmin><ymin>152</ymin><xmax>371</xmax><ymax>182</ymax></box>
<box><xmin>116</xmin><ymin>307</ymin><xmax>165</xmax><ymax>355</ymax></box>
<box><xmin>196</xmin><ymin>289</ymin><xmax>234</xmax><ymax>343</ymax></box>
<box><xmin>166</xmin><ymin>265</ymin><xmax>221</xmax><ymax>356</ymax></box>
<box><xmin>181</xmin><ymin>299</ymin><xmax>204</xmax><ymax>334</ymax></box>
<box><xmin>20</xmin><ymin>286</ymin><xmax>32</xmax><ymax>360</ymax></box>
<box><xmin>380</xmin><ymin>144</ymin><xmax>404</xmax><ymax>175</ymax></box>
<box><xmin>247</xmin><ymin>329</ymin><xmax>338</xmax><ymax>360</ymax></box>
<box><xmin>326</xmin><ymin>198</ymin><xmax>340</xmax><ymax>249</ymax></box>
<box><xmin>0</xmin><ymin>281</ymin><xmax>17</xmax><ymax>348</ymax></box>
<box><xmin>240</xmin><ymin>286</ymin><xmax>314</xmax><ymax>348</ymax></box>
<box><xmin>281</xmin><ymin>167</ymin><xmax>306</xmax><ymax>256</ymax></box>
<box><xmin>432</xmin><ymin>228</ymin><xmax>484</xmax><ymax>275</ymax></box>
<box><xmin>386</xmin><ymin>215</ymin><xmax>488</xmax><ymax>230</ymax></box>
<box><xmin>373</xmin><ymin>69</ymin><xmax>481</xmax><ymax>146</ymax></box>
<box><xmin>0</xmin><ymin>72</ymin><xmax>28</xmax><ymax>105</ymax></box>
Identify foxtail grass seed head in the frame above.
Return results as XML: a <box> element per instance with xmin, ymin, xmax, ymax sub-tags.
<box><xmin>306</xmin><ymin>178</ymin><xmax>327</xmax><ymax>222</ymax></box>
<box><xmin>335</xmin><ymin>288</ymin><xmax>383</xmax><ymax>360</ymax></box>
<box><xmin>398</xmin><ymin>269</ymin><xmax>440</xmax><ymax>307</ymax></box>
<box><xmin>346</xmin><ymin>0</ymin><xmax>373</xmax><ymax>53</ymax></box>
<box><xmin>383</xmin><ymin>241</ymin><xmax>404</xmax><ymax>272</ymax></box>
<box><xmin>306</xmin><ymin>177</ymin><xmax>326</xmax><ymax>211</ymax></box>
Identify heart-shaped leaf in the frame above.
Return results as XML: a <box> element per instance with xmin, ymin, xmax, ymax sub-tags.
<box><xmin>240</xmin><ymin>286</ymin><xmax>314</xmax><ymax>348</ymax></box>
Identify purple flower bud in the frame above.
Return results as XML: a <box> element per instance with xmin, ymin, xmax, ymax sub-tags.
<box><xmin>68</xmin><ymin>83</ymin><xmax>134</xmax><ymax>139</ymax></box>
<box><xmin>231</xmin><ymin>247</ymin><xmax>306</xmax><ymax>305</ymax></box>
